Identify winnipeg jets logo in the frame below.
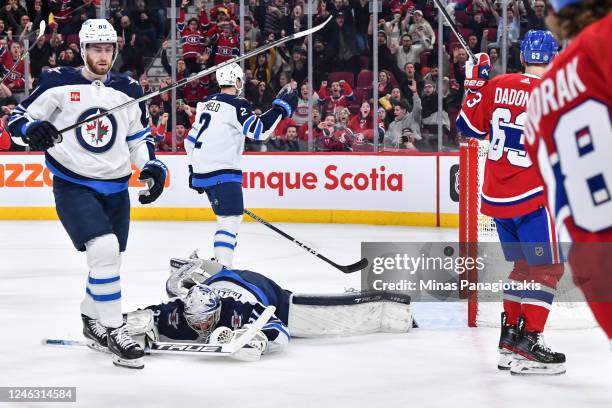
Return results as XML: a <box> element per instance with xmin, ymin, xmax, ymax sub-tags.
<box><xmin>75</xmin><ymin>107</ymin><xmax>118</xmax><ymax>153</ymax></box>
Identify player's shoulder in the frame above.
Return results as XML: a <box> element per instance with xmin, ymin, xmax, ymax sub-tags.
<box><xmin>36</xmin><ymin>66</ymin><xmax>88</xmax><ymax>89</ymax></box>
<box><xmin>208</xmin><ymin>93</ymin><xmax>251</xmax><ymax>109</ymax></box>
<box><xmin>106</xmin><ymin>71</ymin><xmax>144</xmax><ymax>99</ymax></box>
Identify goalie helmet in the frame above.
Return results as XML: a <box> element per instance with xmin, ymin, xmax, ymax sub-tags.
<box><xmin>216</xmin><ymin>62</ymin><xmax>244</xmax><ymax>94</ymax></box>
<box><xmin>184</xmin><ymin>284</ymin><xmax>222</xmax><ymax>339</ymax></box>
<box><xmin>79</xmin><ymin>19</ymin><xmax>119</xmax><ymax>74</ymax></box>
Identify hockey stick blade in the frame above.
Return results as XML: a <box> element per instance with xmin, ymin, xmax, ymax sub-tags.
<box><xmin>332</xmin><ymin>257</ymin><xmax>369</xmax><ymax>273</ymax></box>
<box><xmin>57</xmin><ymin>16</ymin><xmax>333</xmax><ymax>135</ymax></box>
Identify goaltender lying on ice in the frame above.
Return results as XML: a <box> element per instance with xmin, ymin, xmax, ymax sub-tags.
<box><xmin>119</xmin><ymin>254</ymin><xmax>413</xmax><ymax>362</ymax></box>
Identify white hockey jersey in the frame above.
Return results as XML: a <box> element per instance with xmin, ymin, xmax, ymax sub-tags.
<box><xmin>186</xmin><ymin>93</ymin><xmax>283</xmax><ymax>187</ymax></box>
<box><xmin>8</xmin><ymin>67</ymin><xmax>154</xmax><ymax>194</ymax></box>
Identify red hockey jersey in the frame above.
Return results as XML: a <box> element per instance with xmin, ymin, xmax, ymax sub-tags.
<box><xmin>457</xmin><ymin>73</ymin><xmax>546</xmax><ymax>218</ymax></box>
<box><xmin>524</xmin><ymin>13</ymin><xmax>612</xmax><ymax>242</ymax></box>
<box><xmin>0</xmin><ymin>47</ymin><xmax>24</xmax><ymax>90</ymax></box>
<box><xmin>178</xmin><ymin>8</ymin><xmax>209</xmax><ymax>60</ymax></box>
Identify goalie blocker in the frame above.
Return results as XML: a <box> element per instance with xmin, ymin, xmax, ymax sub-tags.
<box><xmin>167</xmin><ymin>255</ymin><xmax>414</xmax><ymax>337</ymax></box>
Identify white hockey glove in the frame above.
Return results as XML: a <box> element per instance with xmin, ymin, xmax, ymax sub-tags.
<box><xmin>126</xmin><ymin>309</ymin><xmax>159</xmax><ymax>349</ymax></box>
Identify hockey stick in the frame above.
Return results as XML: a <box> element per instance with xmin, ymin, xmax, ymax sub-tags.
<box><xmin>0</xmin><ymin>20</ymin><xmax>46</xmax><ymax>86</ymax></box>
<box><xmin>42</xmin><ymin>305</ymin><xmax>276</xmax><ymax>357</ymax></box>
<box><xmin>431</xmin><ymin>0</ymin><xmax>476</xmax><ymax>63</ymax></box>
<box><xmin>53</xmin><ymin>15</ymin><xmax>333</xmax><ymax>137</ymax></box>
<box><xmin>244</xmin><ymin>209</ymin><xmax>369</xmax><ymax>273</ymax></box>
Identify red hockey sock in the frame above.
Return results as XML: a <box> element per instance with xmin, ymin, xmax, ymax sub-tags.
<box><xmin>503</xmin><ymin>299</ymin><xmax>521</xmax><ymax>326</ymax></box>
<box><xmin>521</xmin><ymin>303</ymin><xmax>550</xmax><ymax>332</ymax></box>
<box><xmin>588</xmin><ymin>302</ymin><xmax>612</xmax><ymax>341</ymax></box>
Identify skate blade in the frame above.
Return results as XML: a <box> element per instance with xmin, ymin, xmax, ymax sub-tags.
<box><xmin>112</xmin><ymin>355</ymin><xmax>144</xmax><ymax>369</ymax></box>
<box><xmin>85</xmin><ymin>339</ymin><xmax>109</xmax><ymax>354</ymax></box>
<box><xmin>510</xmin><ymin>360</ymin><xmax>566</xmax><ymax>376</ymax></box>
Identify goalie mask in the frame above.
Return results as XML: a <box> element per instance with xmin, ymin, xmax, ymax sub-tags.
<box><xmin>79</xmin><ymin>19</ymin><xmax>118</xmax><ymax>75</ymax></box>
<box><xmin>184</xmin><ymin>284</ymin><xmax>222</xmax><ymax>338</ymax></box>
<box><xmin>216</xmin><ymin>62</ymin><xmax>244</xmax><ymax>95</ymax></box>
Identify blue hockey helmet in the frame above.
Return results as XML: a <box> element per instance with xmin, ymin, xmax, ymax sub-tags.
<box><xmin>549</xmin><ymin>0</ymin><xmax>582</xmax><ymax>12</ymax></box>
<box><xmin>521</xmin><ymin>30</ymin><xmax>558</xmax><ymax>64</ymax></box>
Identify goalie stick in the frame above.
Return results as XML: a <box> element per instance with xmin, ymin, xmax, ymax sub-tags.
<box><xmin>244</xmin><ymin>209</ymin><xmax>368</xmax><ymax>273</ymax></box>
<box><xmin>50</xmin><ymin>15</ymin><xmax>333</xmax><ymax>140</ymax></box>
<box><xmin>0</xmin><ymin>21</ymin><xmax>46</xmax><ymax>86</ymax></box>
<box><xmin>42</xmin><ymin>306</ymin><xmax>276</xmax><ymax>358</ymax></box>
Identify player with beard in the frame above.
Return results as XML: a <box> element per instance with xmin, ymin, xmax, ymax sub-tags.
<box><xmin>8</xmin><ymin>19</ymin><xmax>167</xmax><ymax>369</ymax></box>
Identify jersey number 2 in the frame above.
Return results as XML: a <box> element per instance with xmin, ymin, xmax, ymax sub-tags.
<box><xmin>194</xmin><ymin>112</ymin><xmax>211</xmax><ymax>149</ymax></box>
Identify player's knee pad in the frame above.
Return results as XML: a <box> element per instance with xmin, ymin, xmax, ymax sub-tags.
<box><xmin>381</xmin><ymin>301</ymin><xmax>413</xmax><ymax>333</ymax></box>
<box><xmin>85</xmin><ymin>233</ymin><xmax>121</xmax><ymax>278</ymax></box>
<box><xmin>508</xmin><ymin>259</ymin><xmax>530</xmax><ymax>282</ymax></box>
<box><xmin>528</xmin><ymin>263</ymin><xmax>564</xmax><ymax>290</ymax></box>
<box><xmin>126</xmin><ymin>309</ymin><xmax>159</xmax><ymax>348</ymax></box>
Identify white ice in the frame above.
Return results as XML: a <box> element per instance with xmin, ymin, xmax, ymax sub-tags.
<box><xmin>0</xmin><ymin>220</ymin><xmax>610</xmax><ymax>408</ymax></box>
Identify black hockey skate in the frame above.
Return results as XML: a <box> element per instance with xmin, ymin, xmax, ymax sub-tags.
<box><xmin>510</xmin><ymin>316</ymin><xmax>566</xmax><ymax>376</ymax></box>
<box><xmin>107</xmin><ymin>324</ymin><xmax>145</xmax><ymax>369</ymax></box>
<box><xmin>81</xmin><ymin>314</ymin><xmax>108</xmax><ymax>353</ymax></box>
<box><xmin>498</xmin><ymin>312</ymin><xmax>518</xmax><ymax>370</ymax></box>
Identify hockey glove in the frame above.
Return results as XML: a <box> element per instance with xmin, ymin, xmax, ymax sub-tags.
<box><xmin>272</xmin><ymin>86</ymin><xmax>299</xmax><ymax>118</ymax></box>
<box><xmin>464</xmin><ymin>53</ymin><xmax>491</xmax><ymax>91</ymax></box>
<box><xmin>188</xmin><ymin>165</ymin><xmax>206</xmax><ymax>194</ymax></box>
<box><xmin>138</xmin><ymin>159</ymin><xmax>167</xmax><ymax>204</ymax></box>
<box><xmin>23</xmin><ymin>120</ymin><xmax>62</xmax><ymax>151</ymax></box>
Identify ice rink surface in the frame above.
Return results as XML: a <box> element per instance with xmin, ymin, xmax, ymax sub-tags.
<box><xmin>1</xmin><ymin>220</ymin><xmax>610</xmax><ymax>408</ymax></box>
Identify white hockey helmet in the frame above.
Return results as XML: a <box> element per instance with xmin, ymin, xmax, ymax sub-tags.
<box><xmin>216</xmin><ymin>62</ymin><xmax>244</xmax><ymax>94</ymax></box>
<box><xmin>184</xmin><ymin>284</ymin><xmax>222</xmax><ymax>339</ymax></box>
<box><xmin>79</xmin><ymin>19</ymin><xmax>119</xmax><ymax>74</ymax></box>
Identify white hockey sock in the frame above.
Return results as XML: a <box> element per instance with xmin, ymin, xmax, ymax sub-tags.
<box><xmin>81</xmin><ymin>234</ymin><xmax>123</xmax><ymax>329</ymax></box>
<box><xmin>214</xmin><ymin>215</ymin><xmax>241</xmax><ymax>268</ymax></box>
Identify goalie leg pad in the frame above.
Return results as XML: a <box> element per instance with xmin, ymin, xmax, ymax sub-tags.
<box><xmin>288</xmin><ymin>291</ymin><xmax>412</xmax><ymax>337</ymax></box>
<box><xmin>81</xmin><ymin>234</ymin><xmax>122</xmax><ymax>328</ymax></box>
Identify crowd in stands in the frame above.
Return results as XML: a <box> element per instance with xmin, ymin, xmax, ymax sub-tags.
<box><xmin>0</xmin><ymin>0</ymin><xmax>552</xmax><ymax>152</ymax></box>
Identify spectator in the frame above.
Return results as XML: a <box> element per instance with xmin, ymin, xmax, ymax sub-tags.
<box><xmin>177</xmin><ymin>0</ymin><xmax>209</xmax><ymax>75</ymax></box>
<box><xmin>293</xmin><ymin>82</ymin><xmax>321</xmax><ymax>127</ymax></box>
<box><xmin>0</xmin><ymin>42</ymin><xmax>24</xmax><ymax>93</ymax></box>
<box><xmin>264</xmin><ymin>0</ymin><xmax>284</xmax><ymax>39</ymax></box>
<box><xmin>117</xmin><ymin>15</ymin><xmax>138</xmax><ymax>50</ymax></box>
<box><xmin>420</xmin><ymin>80</ymin><xmax>451</xmax><ymax>139</ymax></box>
<box><xmin>316</xmin><ymin>113</ymin><xmax>353</xmax><ymax>152</ymax></box>
<box><xmin>375</xmin><ymin>31</ymin><xmax>400</xmax><ymax>79</ymax></box>
<box><xmin>182</xmin><ymin>78</ymin><xmax>208</xmax><ymax>106</ymax></box>
<box><xmin>319</xmin><ymin>79</ymin><xmax>354</xmax><ymax>116</ymax></box>
<box><xmin>49</xmin><ymin>0</ymin><xmax>95</xmax><ymax>35</ymax></box>
<box><xmin>406</xmin><ymin>10</ymin><xmax>436</xmax><ymax>47</ymax></box>
<box><xmin>250</xmin><ymin>50</ymin><xmax>275</xmax><ymax>83</ymax></box>
<box><xmin>282</xmin><ymin>3</ymin><xmax>307</xmax><ymax>38</ymax></box>
<box><xmin>522</xmin><ymin>0</ymin><xmax>547</xmax><ymax>31</ymax></box>
<box><xmin>251</xmin><ymin>81</ymin><xmax>274</xmax><ymax>112</ymax></box>
<box><xmin>284</xmin><ymin>125</ymin><xmax>300</xmax><ymax>151</ymax></box>
<box><xmin>348</xmin><ymin>100</ymin><xmax>378</xmax><ymax>142</ymax></box>
<box><xmin>383</xmin><ymin>98</ymin><xmax>421</xmax><ymax>149</ymax></box>
<box><xmin>0</xmin><ymin>19</ymin><xmax>12</xmax><ymax>41</ymax></box>
<box><xmin>243</xmin><ymin>16</ymin><xmax>260</xmax><ymax>51</ymax></box>
<box><xmin>27</xmin><ymin>0</ymin><xmax>48</xmax><ymax>32</ymax></box>
<box><xmin>384</xmin><ymin>9</ymin><xmax>403</xmax><ymax>48</ymax></box>
<box><xmin>281</xmin><ymin>46</ymin><xmax>307</xmax><ymax>86</ymax></box>
<box><xmin>312</xmin><ymin>36</ymin><xmax>333</xmax><ymax>86</ymax></box>
<box><xmin>400</xmin><ymin>62</ymin><xmax>424</xmax><ymax>100</ymax></box>
<box><xmin>1</xmin><ymin>0</ymin><xmax>26</xmax><ymax>34</ymax></box>
<box><xmin>57</xmin><ymin>47</ymin><xmax>79</xmax><ymax>67</ymax></box>
<box><xmin>349</xmin><ymin>0</ymin><xmax>370</xmax><ymax>53</ymax></box>
<box><xmin>161</xmin><ymin>123</ymin><xmax>188</xmax><ymax>152</ymax></box>
<box><xmin>328</xmin><ymin>12</ymin><xmax>360</xmax><ymax>75</ymax></box>
<box><xmin>130</xmin><ymin>0</ymin><xmax>157</xmax><ymax>56</ymax></box>
<box><xmin>374</xmin><ymin>70</ymin><xmax>394</xmax><ymax>101</ymax></box>
<box><xmin>29</xmin><ymin>34</ymin><xmax>52</xmax><ymax>78</ymax></box>
<box><xmin>298</xmin><ymin>106</ymin><xmax>323</xmax><ymax>142</ymax></box>
<box><xmin>209</xmin><ymin>18</ymin><xmax>240</xmax><ymax>66</ymax></box>
<box><xmin>330</xmin><ymin>0</ymin><xmax>354</xmax><ymax>25</ymax></box>
<box><xmin>467</xmin><ymin>34</ymin><xmax>480</xmax><ymax>55</ymax></box>
<box><xmin>336</xmin><ymin>107</ymin><xmax>352</xmax><ymax>129</ymax></box>
<box><xmin>139</xmin><ymin>74</ymin><xmax>153</xmax><ymax>96</ymax></box>
<box><xmin>114</xmin><ymin>35</ymin><xmax>144</xmax><ymax>76</ymax></box>
<box><xmin>150</xmin><ymin>108</ymin><xmax>167</xmax><ymax>149</ymax></box>
<box><xmin>392</xmin><ymin>33</ymin><xmax>432</xmax><ymax>74</ymax></box>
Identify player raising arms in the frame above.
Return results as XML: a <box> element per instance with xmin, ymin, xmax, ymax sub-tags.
<box><xmin>457</xmin><ymin>31</ymin><xmax>567</xmax><ymax>375</ymax></box>
<box><xmin>8</xmin><ymin>20</ymin><xmax>167</xmax><ymax>369</ymax></box>
<box><xmin>185</xmin><ymin>63</ymin><xmax>297</xmax><ymax>267</ymax></box>
<box><xmin>523</xmin><ymin>0</ymin><xmax>612</xmax><ymax>348</ymax></box>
